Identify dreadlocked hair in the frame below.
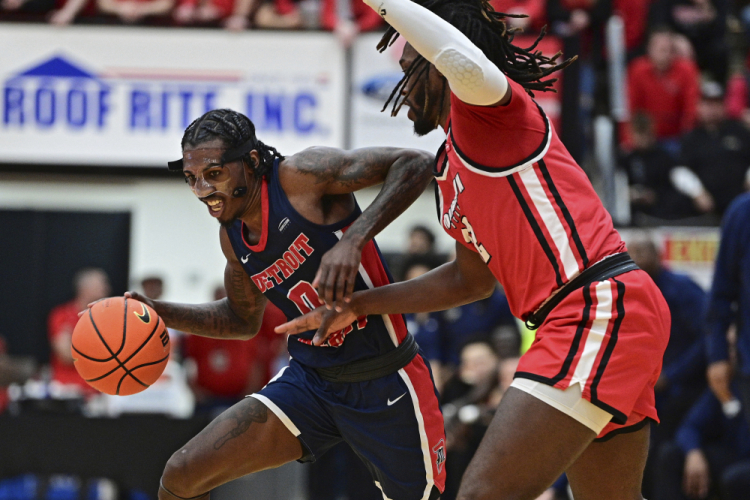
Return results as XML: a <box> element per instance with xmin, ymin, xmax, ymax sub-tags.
<box><xmin>378</xmin><ymin>0</ymin><xmax>577</xmax><ymax>117</ymax></box>
<box><xmin>181</xmin><ymin>108</ymin><xmax>284</xmax><ymax>179</ymax></box>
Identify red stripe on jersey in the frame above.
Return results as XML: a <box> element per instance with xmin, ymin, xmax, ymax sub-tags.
<box><xmin>241</xmin><ymin>179</ymin><xmax>270</xmax><ymax>252</ymax></box>
<box><xmin>359</xmin><ymin>240</ymin><xmax>409</xmax><ymax>344</ymax></box>
<box><xmin>402</xmin><ymin>355</ymin><xmax>447</xmax><ymax>494</ymax></box>
<box><xmin>533</xmin><ymin>162</ymin><xmax>588</xmax><ymax>270</ymax></box>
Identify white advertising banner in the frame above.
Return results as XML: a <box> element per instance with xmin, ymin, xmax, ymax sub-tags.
<box><xmin>0</xmin><ymin>24</ymin><xmax>346</xmax><ymax>167</ymax></box>
<box><xmin>620</xmin><ymin>226</ymin><xmax>721</xmax><ymax>290</ymax></box>
<box><xmin>351</xmin><ymin>33</ymin><xmax>446</xmax><ymax>152</ymax></box>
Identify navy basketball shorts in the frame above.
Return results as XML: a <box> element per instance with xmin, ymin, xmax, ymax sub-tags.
<box><xmin>249</xmin><ymin>354</ymin><xmax>446</xmax><ymax>500</ymax></box>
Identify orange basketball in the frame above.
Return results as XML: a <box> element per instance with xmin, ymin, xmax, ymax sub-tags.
<box><xmin>71</xmin><ymin>296</ymin><xmax>170</xmax><ymax>396</ymax></box>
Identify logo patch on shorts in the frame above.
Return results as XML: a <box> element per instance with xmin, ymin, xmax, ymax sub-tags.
<box><xmin>433</xmin><ymin>439</ymin><xmax>446</xmax><ymax>474</ymax></box>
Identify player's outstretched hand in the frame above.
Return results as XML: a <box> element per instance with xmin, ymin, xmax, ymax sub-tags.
<box><xmin>78</xmin><ymin>297</ymin><xmax>108</xmax><ymax>317</ymax></box>
<box><xmin>275</xmin><ymin>306</ymin><xmax>357</xmax><ymax>346</ymax></box>
<box><xmin>123</xmin><ymin>291</ymin><xmax>156</xmax><ymax>309</ymax></box>
<box><xmin>313</xmin><ymin>238</ymin><xmax>362</xmax><ymax>311</ymax></box>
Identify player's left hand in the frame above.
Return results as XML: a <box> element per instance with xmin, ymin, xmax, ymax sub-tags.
<box><xmin>313</xmin><ymin>237</ymin><xmax>363</xmax><ymax>311</ymax></box>
<box><xmin>275</xmin><ymin>306</ymin><xmax>357</xmax><ymax>346</ymax></box>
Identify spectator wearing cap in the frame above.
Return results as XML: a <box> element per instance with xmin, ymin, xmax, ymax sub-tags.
<box><xmin>627</xmin><ymin>28</ymin><xmax>701</xmax><ymax>157</ymax></box>
<box><xmin>619</xmin><ymin>112</ymin><xmax>696</xmax><ymax>222</ymax></box>
<box><xmin>671</xmin><ymin>81</ymin><xmax>750</xmax><ymax>217</ymax></box>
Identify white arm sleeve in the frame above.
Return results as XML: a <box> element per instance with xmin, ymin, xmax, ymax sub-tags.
<box><xmin>670</xmin><ymin>166</ymin><xmax>706</xmax><ymax>198</ymax></box>
<box><xmin>364</xmin><ymin>0</ymin><xmax>508</xmax><ymax>106</ymax></box>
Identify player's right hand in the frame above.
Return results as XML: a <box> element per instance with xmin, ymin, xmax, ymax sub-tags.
<box><xmin>78</xmin><ymin>291</ymin><xmax>155</xmax><ymax>318</ymax></box>
<box><xmin>123</xmin><ymin>291</ymin><xmax>156</xmax><ymax>310</ymax></box>
<box><xmin>275</xmin><ymin>306</ymin><xmax>357</xmax><ymax>346</ymax></box>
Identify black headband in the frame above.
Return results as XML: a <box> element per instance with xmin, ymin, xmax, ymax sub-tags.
<box><xmin>167</xmin><ymin>137</ymin><xmax>258</xmax><ymax>171</ymax></box>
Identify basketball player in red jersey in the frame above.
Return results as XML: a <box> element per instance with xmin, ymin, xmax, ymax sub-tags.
<box><xmin>279</xmin><ymin>0</ymin><xmax>672</xmax><ymax>498</ymax></box>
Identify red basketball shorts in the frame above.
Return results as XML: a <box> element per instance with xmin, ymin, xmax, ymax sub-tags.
<box><xmin>515</xmin><ymin>269</ymin><xmax>671</xmax><ymax>439</ymax></box>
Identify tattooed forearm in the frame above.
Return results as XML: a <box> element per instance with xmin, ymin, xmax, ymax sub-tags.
<box><xmin>151</xmin><ymin>297</ymin><xmax>262</xmax><ymax>340</ymax></box>
<box><xmin>149</xmin><ymin>260</ymin><xmax>266</xmax><ymax>340</ymax></box>
<box><xmin>213</xmin><ymin>398</ymin><xmax>268</xmax><ymax>450</ymax></box>
<box><xmin>228</xmin><ymin>268</ymin><xmax>265</xmax><ymax>316</ymax></box>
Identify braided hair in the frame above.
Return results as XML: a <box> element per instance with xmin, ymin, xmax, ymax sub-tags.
<box><xmin>181</xmin><ymin>109</ymin><xmax>284</xmax><ymax>179</ymax></box>
<box><xmin>378</xmin><ymin>0</ymin><xmax>577</xmax><ymax>117</ymax></box>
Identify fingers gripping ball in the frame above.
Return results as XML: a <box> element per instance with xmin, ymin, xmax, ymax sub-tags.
<box><xmin>72</xmin><ymin>297</ymin><xmax>170</xmax><ymax>396</ymax></box>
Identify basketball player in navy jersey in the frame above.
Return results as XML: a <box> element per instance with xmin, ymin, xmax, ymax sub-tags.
<box><xmin>121</xmin><ymin>109</ymin><xmax>446</xmax><ymax>500</ymax></box>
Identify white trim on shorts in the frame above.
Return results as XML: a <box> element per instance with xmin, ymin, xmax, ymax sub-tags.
<box><xmin>248</xmin><ymin>393</ymin><xmax>301</xmax><ymax>437</ymax></box>
<box><xmin>510</xmin><ymin>378</ymin><xmax>613</xmax><ymax>434</ymax></box>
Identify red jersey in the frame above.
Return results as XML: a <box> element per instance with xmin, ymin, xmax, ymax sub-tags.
<box><xmin>627</xmin><ymin>56</ymin><xmax>700</xmax><ymax>140</ymax></box>
<box><xmin>435</xmin><ymin>78</ymin><xmax>626</xmax><ymax>319</ymax></box>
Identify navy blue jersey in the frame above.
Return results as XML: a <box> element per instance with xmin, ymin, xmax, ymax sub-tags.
<box><xmin>226</xmin><ymin>160</ymin><xmax>409</xmax><ymax>369</ymax></box>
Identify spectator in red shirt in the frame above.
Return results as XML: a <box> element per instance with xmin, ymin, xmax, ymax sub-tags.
<box><xmin>47</xmin><ymin>268</ymin><xmax>110</xmax><ymax>394</ymax></box>
<box><xmin>182</xmin><ymin>287</ymin><xmax>287</xmax><ymax>414</ymax></box>
<box><xmin>627</xmin><ymin>27</ymin><xmax>700</xmax><ymax>156</ymax></box>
